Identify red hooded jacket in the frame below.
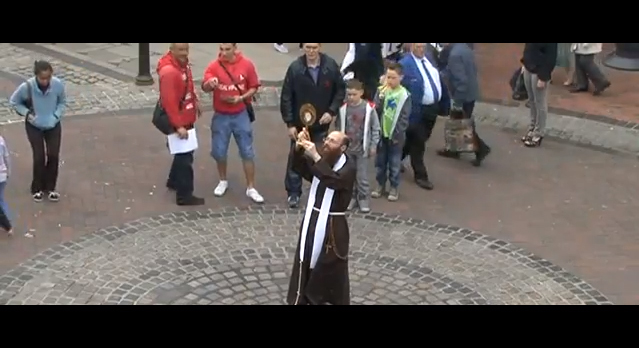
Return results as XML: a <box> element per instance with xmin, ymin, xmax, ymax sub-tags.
<box><xmin>202</xmin><ymin>52</ymin><xmax>260</xmax><ymax>114</ymax></box>
<box><xmin>157</xmin><ymin>52</ymin><xmax>198</xmax><ymax>128</ymax></box>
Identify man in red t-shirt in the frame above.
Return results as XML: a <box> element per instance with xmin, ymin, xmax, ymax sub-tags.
<box><xmin>158</xmin><ymin>43</ymin><xmax>205</xmax><ymax>206</ymax></box>
<box><xmin>202</xmin><ymin>43</ymin><xmax>263</xmax><ymax>203</ymax></box>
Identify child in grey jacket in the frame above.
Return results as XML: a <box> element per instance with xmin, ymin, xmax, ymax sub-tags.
<box><xmin>0</xmin><ymin>135</ymin><xmax>12</xmax><ymax>235</ymax></box>
<box><xmin>336</xmin><ymin>79</ymin><xmax>380</xmax><ymax>213</ymax></box>
<box><xmin>371</xmin><ymin>63</ymin><xmax>411</xmax><ymax>202</ymax></box>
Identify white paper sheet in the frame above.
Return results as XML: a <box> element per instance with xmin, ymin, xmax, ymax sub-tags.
<box><xmin>167</xmin><ymin>128</ymin><xmax>198</xmax><ymax>155</ymax></box>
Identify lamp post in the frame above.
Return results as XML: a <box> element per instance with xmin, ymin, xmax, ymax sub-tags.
<box><xmin>604</xmin><ymin>43</ymin><xmax>639</xmax><ymax>71</ymax></box>
<box><xmin>135</xmin><ymin>43</ymin><xmax>155</xmax><ymax>86</ymax></box>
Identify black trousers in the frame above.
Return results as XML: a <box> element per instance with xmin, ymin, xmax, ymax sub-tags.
<box><xmin>25</xmin><ymin>122</ymin><xmax>61</xmax><ymax>194</ymax></box>
<box><xmin>168</xmin><ymin>151</ymin><xmax>194</xmax><ymax>199</ymax></box>
<box><xmin>461</xmin><ymin>101</ymin><xmax>490</xmax><ymax>156</ymax></box>
<box><xmin>402</xmin><ymin>104</ymin><xmax>438</xmax><ymax>180</ymax></box>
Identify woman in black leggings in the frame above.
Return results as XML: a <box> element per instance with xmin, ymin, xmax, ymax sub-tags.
<box><xmin>9</xmin><ymin>60</ymin><xmax>66</xmax><ymax>202</ymax></box>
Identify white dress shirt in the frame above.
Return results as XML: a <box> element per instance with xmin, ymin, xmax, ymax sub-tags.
<box><xmin>412</xmin><ymin>53</ymin><xmax>442</xmax><ymax>105</ymax></box>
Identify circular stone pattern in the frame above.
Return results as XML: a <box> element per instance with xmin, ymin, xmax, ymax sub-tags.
<box><xmin>0</xmin><ymin>206</ymin><xmax>612</xmax><ymax>305</ymax></box>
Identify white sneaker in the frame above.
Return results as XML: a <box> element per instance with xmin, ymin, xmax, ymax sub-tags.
<box><xmin>246</xmin><ymin>187</ymin><xmax>264</xmax><ymax>203</ymax></box>
<box><xmin>273</xmin><ymin>43</ymin><xmax>288</xmax><ymax>54</ymax></box>
<box><xmin>214</xmin><ymin>180</ymin><xmax>228</xmax><ymax>197</ymax></box>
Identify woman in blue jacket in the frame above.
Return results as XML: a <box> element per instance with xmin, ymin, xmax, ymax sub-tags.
<box><xmin>9</xmin><ymin>60</ymin><xmax>66</xmax><ymax>202</ymax></box>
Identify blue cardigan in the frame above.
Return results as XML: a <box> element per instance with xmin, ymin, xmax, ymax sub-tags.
<box><xmin>10</xmin><ymin>77</ymin><xmax>66</xmax><ymax>130</ymax></box>
<box><xmin>399</xmin><ymin>54</ymin><xmax>450</xmax><ymax>124</ymax></box>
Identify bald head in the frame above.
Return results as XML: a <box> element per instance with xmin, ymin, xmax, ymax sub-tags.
<box><xmin>169</xmin><ymin>43</ymin><xmax>190</xmax><ymax>63</ymax></box>
<box><xmin>327</xmin><ymin>131</ymin><xmax>349</xmax><ymax>146</ymax></box>
<box><xmin>320</xmin><ymin>131</ymin><xmax>349</xmax><ymax>161</ymax></box>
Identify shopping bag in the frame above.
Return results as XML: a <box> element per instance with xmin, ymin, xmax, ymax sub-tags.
<box><xmin>444</xmin><ymin>108</ymin><xmax>476</xmax><ymax>153</ymax></box>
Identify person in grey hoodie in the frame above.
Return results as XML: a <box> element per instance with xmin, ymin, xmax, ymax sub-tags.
<box><xmin>9</xmin><ymin>60</ymin><xmax>66</xmax><ymax>202</ymax></box>
<box><xmin>336</xmin><ymin>79</ymin><xmax>381</xmax><ymax>213</ymax></box>
<box><xmin>371</xmin><ymin>63</ymin><xmax>411</xmax><ymax>202</ymax></box>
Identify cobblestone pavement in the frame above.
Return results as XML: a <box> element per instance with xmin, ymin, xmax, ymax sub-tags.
<box><xmin>0</xmin><ymin>207</ymin><xmax>611</xmax><ymax>305</ymax></box>
<box><xmin>30</xmin><ymin>43</ymin><xmax>346</xmax><ymax>82</ymax></box>
<box><xmin>0</xmin><ymin>109</ymin><xmax>638</xmax><ymax>304</ymax></box>
<box><xmin>0</xmin><ymin>43</ymin><xmax>282</xmax><ymax>123</ymax></box>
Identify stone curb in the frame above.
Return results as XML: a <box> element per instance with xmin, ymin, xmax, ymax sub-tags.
<box><xmin>474</xmin><ymin>102</ymin><xmax>639</xmax><ymax>157</ymax></box>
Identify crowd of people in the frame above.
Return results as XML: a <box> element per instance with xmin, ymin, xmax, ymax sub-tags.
<box><xmin>0</xmin><ymin>42</ymin><xmax>616</xmax><ymax>304</ymax></box>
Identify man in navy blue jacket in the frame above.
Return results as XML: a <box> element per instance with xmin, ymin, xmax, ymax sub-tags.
<box><xmin>398</xmin><ymin>43</ymin><xmax>450</xmax><ymax>190</ymax></box>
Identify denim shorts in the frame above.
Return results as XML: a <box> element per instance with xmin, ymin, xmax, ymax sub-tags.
<box><xmin>210</xmin><ymin>109</ymin><xmax>255</xmax><ymax>161</ymax></box>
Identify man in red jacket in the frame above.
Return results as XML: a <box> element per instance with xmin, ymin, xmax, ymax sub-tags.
<box><xmin>202</xmin><ymin>43</ymin><xmax>263</xmax><ymax>203</ymax></box>
<box><xmin>158</xmin><ymin>43</ymin><xmax>205</xmax><ymax>206</ymax></box>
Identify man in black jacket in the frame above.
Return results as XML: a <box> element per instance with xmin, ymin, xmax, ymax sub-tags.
<box><xmin>280</xmin><ymin>43</ymin><xmax>346</xmax><ymax>208</ymax></box>
<box><xmin>521</xmin><ymin>43</ymin><xmax>557</xmax><ymax>147</ymax></box>
<box><xmin>340</xmin><ymin>43</ymin><xmax>384</xmax><ymax>100</ymax></box>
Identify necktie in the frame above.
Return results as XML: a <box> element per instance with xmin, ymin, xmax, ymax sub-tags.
<box><xmin>421</xmin><ymin>59</ymin><xmax>440</xmax><ymax>102</ymax></box>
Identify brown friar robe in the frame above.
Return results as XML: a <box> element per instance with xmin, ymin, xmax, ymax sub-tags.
<box><xmin>286</xmin><ymin>148</ymin><xmax>356</xmax><ymax>305</ymax></box>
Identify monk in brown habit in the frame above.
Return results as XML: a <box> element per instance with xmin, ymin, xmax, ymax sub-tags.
<box><xmin>287</xmin><ymin>130</ymin><xmax>356</xmax><ymax>305</ymax></box>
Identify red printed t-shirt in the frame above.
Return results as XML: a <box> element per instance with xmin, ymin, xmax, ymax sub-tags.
<box><xmin>202</xmin><ymin>52</ymin><xmax>261</xmax><ymax>114</ymax></box>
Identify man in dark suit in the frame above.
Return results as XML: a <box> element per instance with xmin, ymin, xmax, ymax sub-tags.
<box><xmin>398</xmin><ymin>43</ymin><xmax>450</xmax><ymax>190</ymax></box>
<box><xmin>437</xmin><ymin>43</ymin><xmax>491</xmax><ymax>166</ymax></box>
<box><xmin>341</xmin><ymin>43</ymin><xmax>384</xmax><ymax>100</ymax></box>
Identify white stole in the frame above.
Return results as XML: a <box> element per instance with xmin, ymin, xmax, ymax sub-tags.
<box><xmin>299</xmin><ymin>154</ymin><xmax>347</xmax><ymax>269</ymax></box>
<box><xmin>340</xmin><ymin>43</ymin><xmax>356</xmax><ymax>73</ymax></box>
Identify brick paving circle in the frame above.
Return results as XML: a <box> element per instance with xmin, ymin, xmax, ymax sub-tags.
<box><xmin>0</xmin><ymin>206</ymin><xmax>611</xmax><ymax>305</ymax></box>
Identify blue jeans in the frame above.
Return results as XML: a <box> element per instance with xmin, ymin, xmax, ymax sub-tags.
<box><xmin>0</xmin><ymin>181</ymin><xmax>10</xmax><ymax>222</ymax></box>
<box><xmin>285</xmin><ymin>130</ymin><xmax>326</xmax><ymax>197</ymax></box>
<box><xmin>210</xmin><ymin>109</ymin><xmax>255</xmax><ymax>162</ymax></box>
<box><xmin>375</xmin><ymin>139</ymin><xmax>402</xmax><ymax>189</ymax></box>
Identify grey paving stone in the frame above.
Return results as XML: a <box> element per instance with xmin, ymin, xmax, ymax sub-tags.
<box><xmin>0</xmin><ymin>43</ymin><xmax>281</xmax><ymax>124</ymax></box>
<box><xmin>0</xmin><ymin>206</ymin><xmax>611</xmax><ymax>305</ymax></box>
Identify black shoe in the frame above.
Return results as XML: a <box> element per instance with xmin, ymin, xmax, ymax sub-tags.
<box><xmin>32</xmin><ymin>191</ymin><xmax>44</xmax><ymax>202</ymax></box>
<box><xmin>166</xmin><ymin>181</ymin><xmax>177</xmax><ymax>191</ymax></box>
<box><xmin>415</xmin><ymin>178</ymin><xmax>434</xmax><ymax>190</ymax></box>
<box><xmin>593</xmin><ymin>81</ymin><xmax>611</xmax><ymax>96</ymax></box>
<box><xmin>472</xmin><ymin>147</ymin><xmax>491</xmax><ymax>167</ymax></box>
<box><xmin>177</xmin><ymin>195</ymin><xmax>205</xmax><ymax>206</ymax></box>
<box><xmin>524</xmin><ymin>136</ymin><xmax>543</xmax><ymax>148</ymax></box>
<box><xmin>569</xmin><ymin>87</ymin><xmax>588</xmax><ymax>93</ymax></box>
<box><xmin>436</xmin><ymin>149</ymin><xmax>460</xmax><ymax>159</ymax></box>
<box><xmin>287</xmin><ymin>195</ymin><xmax>300</xmax><ymax>208</ymax></box>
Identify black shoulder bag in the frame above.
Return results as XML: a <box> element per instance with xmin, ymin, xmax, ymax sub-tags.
<box><xmin>218</xmin><ymin>62</ymin><xmax>256</xmax><ymax>123</ymax></box>
<box><xmin>153</xmin><ymin>76</ymin><xmax>190</xmax><ymax>135</ymax></box>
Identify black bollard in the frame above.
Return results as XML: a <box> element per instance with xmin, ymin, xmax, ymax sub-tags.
<box><xmin>603</xmin><ymin>43</ymin><xmax>639</xmax><ymax>71</ymax></box>
<box><xmin>135</xmin><ymin>43</ymin><xmax>155</xmax><ymax>86</ymax></box>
